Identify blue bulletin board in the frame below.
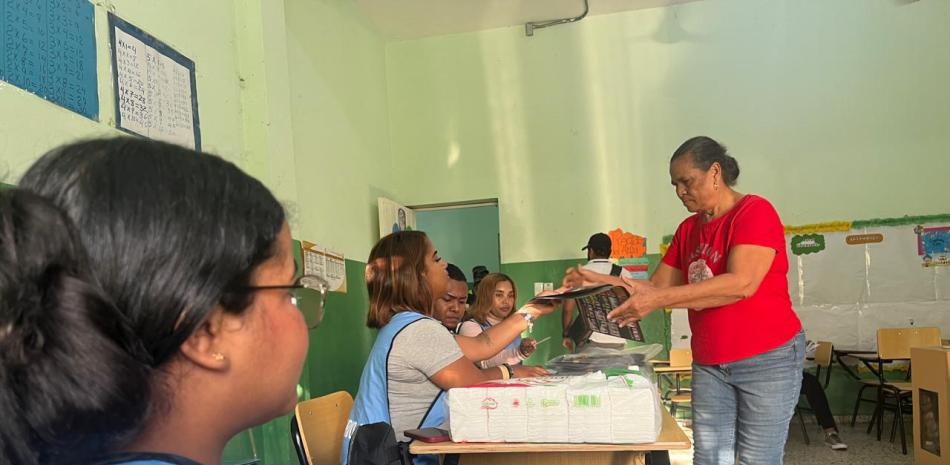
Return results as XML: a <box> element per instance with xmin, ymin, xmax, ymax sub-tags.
<box><xmin>0</xmin><ymin>0</ymin><xmax>99</xmax><ymax>120</ymax></box>
<box><xmin>108</xmin><ymin>14</ymin><xmax>201</xmax><ymax>151</ymax></box>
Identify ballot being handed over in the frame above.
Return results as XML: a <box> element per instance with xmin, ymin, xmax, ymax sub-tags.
<box><xmin>532</xmin><ymin>285</ymin><xmax>645</xmax><ymax>348</ymax></box>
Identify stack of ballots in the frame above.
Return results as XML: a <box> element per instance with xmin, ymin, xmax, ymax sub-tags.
<box><xmin>446</xmin><ymin>371</ymin><xmax>661</xmax><ymax>443</ymax></box>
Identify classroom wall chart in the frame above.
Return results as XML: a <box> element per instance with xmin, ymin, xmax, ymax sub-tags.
<box><xmin>0</xmin><ymin>0</ymin><xmax>98</xmax><ymax>119</ymax></box>
<box><xmin>789</xmin><ymin>223</ymin><xmax>950</xmax><ymax>348</ymax></box>
<box><xmin>109</xmin><ymin>14</ymin><xmax>200</xmax><ymax>150</ymax></box>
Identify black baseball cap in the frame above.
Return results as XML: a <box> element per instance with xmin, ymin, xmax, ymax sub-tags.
<box><xmin>582</xmin><ymin>233</ymin><xmax>612</xmax><ymax>252</ymax></box>
<box><xmin>472</xmin><ymin>265</ymin><xmax>489</xmax><ymax>280</ymax></box>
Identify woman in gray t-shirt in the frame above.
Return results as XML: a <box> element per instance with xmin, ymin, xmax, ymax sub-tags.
<box><xmin>349</xmin><ymin>231</ymin><xmax>558</xmax><ymax>450</ymax></box>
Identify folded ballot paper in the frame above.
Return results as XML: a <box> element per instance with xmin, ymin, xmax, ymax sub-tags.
<box><xmin>447</xmin><ymin>371</ymin><xmax>661</xmax><ymax>444</ymax></box>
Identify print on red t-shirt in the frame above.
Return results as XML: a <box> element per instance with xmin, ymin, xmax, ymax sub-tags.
<box><xmin>661</xmin><ymin>195</ymin><xmax>801</xmax><ymax>365</ymax></box>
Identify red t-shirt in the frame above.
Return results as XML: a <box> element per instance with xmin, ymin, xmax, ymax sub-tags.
<box><xmin>662</xmin><ymin>194</ymin><xmax>801</xmax><ymax>365</ymax></box>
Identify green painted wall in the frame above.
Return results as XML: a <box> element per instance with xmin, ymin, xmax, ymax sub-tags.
<box><xmin>416</xmin><ymin>206</ymin><xmax>501</xmax><ymax>280</ymax></box>
<box><xmin>385</xmin><ymin>0</ymin><xmax>950</xmax><ymax>263</ymax></box>
<box><xmin>284</xmin><ymin>0</ymin><xmax>399</xmax><ymax>259</ymax></box>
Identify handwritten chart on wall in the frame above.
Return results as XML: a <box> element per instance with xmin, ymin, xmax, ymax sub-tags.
<box><xmin>0</xmin><ymin>0</ymin><xmax>98</xmax><ymax>119</ymax></box>
<box><xmin>108</xmin><ymin>14</ymin><xmax>200</xmax><ymax>150</ymax></box>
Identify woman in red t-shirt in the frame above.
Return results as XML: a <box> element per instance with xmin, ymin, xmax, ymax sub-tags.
<box><xmin>567</xmin><ymin>136</ymin><xmax>804</xmax><ymax>465</ymax></box>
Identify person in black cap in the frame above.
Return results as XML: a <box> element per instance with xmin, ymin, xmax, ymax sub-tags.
<box><xmin>467</xmin><ymin>265</ymin><xmax>490</xmax><ymax>305</ymax></box>
<box><xmin>561</xmin><ymin>233</ymin><xmax>633</xmax><ymax>351</ymax></box>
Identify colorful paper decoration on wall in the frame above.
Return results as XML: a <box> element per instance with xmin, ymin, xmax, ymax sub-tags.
<box><xmin>617</xmin><ymin>257</ymin><xmax>650</xmax><ymax>280</ymax></box>
<box><xmin>659</xmin><ymin>234</ymin><xmax>673</xmax><ymax>256</ymax></box>
<box><xmin>915</xmin><ymin>225</ymin><xmax>950</xmax><ymax>267</ymax></box>
<box><xmin>846</xmin><ymin>233</ymin><xmax>884</xmax><ymax>245</ymax></box>
<box><xmin>791</xmin><ymin>234</ymin><xmax>826</xmax><ymax>255</ymax></box>
<box><xmin>785</xmin><ymin>221</ymin><xmax>852</xmax><ymax>235</ymax></box>
<box><xmin>608</xmin><ymin>228</ymin><xmax>646</xmax><ymax>258</ymax></box>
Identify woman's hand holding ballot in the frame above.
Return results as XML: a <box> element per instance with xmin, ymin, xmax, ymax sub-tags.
<box><xmin>561</xmin><ymin>265</ymin><xmax>662</xmax><ymax>326</ymax></box>
<box><xmin>520</xmin><ymin>289</ymin><xmax>565</xmax><ymax>318</ymax></box>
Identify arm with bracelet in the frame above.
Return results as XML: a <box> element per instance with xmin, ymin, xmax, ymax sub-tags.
<box><xmin>455</xmin><ymin>301</ymin><xmax>556</xmax><ymax>366</ymax></box>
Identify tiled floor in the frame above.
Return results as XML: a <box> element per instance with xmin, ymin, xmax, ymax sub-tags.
<box><xmin>668</xmin><ymin>420</ymin><xmax>914</xmax><ymax>465</ymax></box>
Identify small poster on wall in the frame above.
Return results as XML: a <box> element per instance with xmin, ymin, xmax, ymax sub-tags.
<box><xmin>618</xmin><ymin>257</ymin><xmax>650</xmax><ymax>280</ymax></box>
<box><xmin>0</xmin><ymin>0</ymin><xmax>99</xmax><ymax>119</ymax></box>
<box><xmin>109</xmin><ymin>14</ymin><xmax>200</xmax><ymax>150</ymax></box>
<box><xmin>791</xmin><ymin>234</ymin><xmax>826</xmax><ymax>255</ymax></box>
<box><xmin>915</xmin><ymin>225</ymin><xmax>950</xmax><ymax>267</ymax></box>
<box><xmin>378</xmin><ymin>197</ymin><xmax>416</xmax><ymax>238</ymax></box>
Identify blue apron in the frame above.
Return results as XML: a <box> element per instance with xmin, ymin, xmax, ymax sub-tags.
<box><xmin>341</xmin><ymin>311</ymin><xmax>447</xmax><ymax>465</ymax></box>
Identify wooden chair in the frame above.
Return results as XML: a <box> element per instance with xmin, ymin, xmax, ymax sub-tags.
<box><xmin>812</xmin><ymin>341</ymin><xmax>833</xmax><ymax>387</ymax></box>
<box><xmin>794</xmin><ymin>341</ymin><xmax>834</xmax><ymax>444</ymax></box>
<box><xmin>866</xmin><ymin>327</ymin><xmax>941</xmax><ymax>454</ymax></box>
<box><xmin>667</xmin><ymin>349</ymin><xmax>692</xmax><ymax>418</ymax></box>
<box><xmin>292</xmin><ymin>391</ymin><xmax>354</xmax><ymax>465</ymax></box>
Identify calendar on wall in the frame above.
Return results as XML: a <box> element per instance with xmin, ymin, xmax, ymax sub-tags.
<box><xmin>301</xmin><ymin>240</ymin><xmax>346</xmax><ymax>293</ymax></box>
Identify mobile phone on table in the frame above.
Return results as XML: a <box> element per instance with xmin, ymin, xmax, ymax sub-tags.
<box><xmin>404</xmin><ymin>427</ymin><xmax>451</xmax><ymax>443</ymax></box>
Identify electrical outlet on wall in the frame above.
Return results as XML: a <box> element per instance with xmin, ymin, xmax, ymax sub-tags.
<box><xmin>534</xmin><ymin>282</ymin><xmax>544</xmax><ymax>296</ymax></box>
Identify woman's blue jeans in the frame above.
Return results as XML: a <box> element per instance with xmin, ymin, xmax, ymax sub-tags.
<box><xmin>692</xmin><ymin>331</ymin><xmax>805</xmax><ymax>465</ymax></box>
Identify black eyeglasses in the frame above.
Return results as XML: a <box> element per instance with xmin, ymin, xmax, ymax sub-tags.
<box><xmin>246</xmin><ymin>274</ymin><xmax>329</xmax><ymax>329</ymax></box>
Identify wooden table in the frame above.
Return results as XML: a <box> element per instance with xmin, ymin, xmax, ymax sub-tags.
<box><xmin>652</xmin><ymin>366</ymin><xmax>691</xmax><ymax>374</ymax></box>
<box><xmin>830</xmin><ymin>347</ymin><xmax>877</xmax><ymax>380</ymax></box>
<box><xmin>851</xmin><ymin>352</ymin><xmax>910</xmax><ymax>379</ymax></box>
<box><xmin>409</xmin><ymin>409</ymin><xmax>691</xmax><ymax>465</ymax></box>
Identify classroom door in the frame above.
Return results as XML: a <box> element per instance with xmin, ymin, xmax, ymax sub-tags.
<box><xmin>415</xmin><ymin>203</ymin><xmax>500</xmax><ymax>285</ymax></box>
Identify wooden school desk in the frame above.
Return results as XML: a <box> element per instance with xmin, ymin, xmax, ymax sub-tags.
<box><xmin>409</xmin><ymin>408</ymin><xmax>690</xmax><ymax>465</ymax></box>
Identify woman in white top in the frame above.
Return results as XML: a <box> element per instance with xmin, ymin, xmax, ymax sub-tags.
<box><xmin>459</xmin><ymin>273</ymin><xmax>538</xmax><ymax>368</ymax></box>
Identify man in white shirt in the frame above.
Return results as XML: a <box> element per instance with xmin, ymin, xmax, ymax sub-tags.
<box><xmin>561</xmin><ymin>232</ymin><xmax>634</xmax><ymax>351</ymax></box>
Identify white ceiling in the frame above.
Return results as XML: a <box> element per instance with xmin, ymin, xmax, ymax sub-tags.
<box><xmin>353</xmin><ymin>0</ymin><xmax>703</xmax><ymax>40</ymax></box>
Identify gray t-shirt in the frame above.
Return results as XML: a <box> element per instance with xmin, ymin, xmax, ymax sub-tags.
<box><xmin>388</xmin><ymin>317</ymin><xmax>464</xmax><ymax>438</ymax></box>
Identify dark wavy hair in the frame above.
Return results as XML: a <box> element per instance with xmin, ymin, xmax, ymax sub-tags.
<box><xmin>3</xmin><ymin>137</ymin><xmax>285</xmax><ymax>463</ymax></box>
<box><xmin>0</xmin><ymin>189</ymin><xmax>149</xmax><ymax>464</ymax></box>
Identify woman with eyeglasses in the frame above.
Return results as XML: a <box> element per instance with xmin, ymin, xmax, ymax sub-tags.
<box><xmin>0</xmin><ymin>137</ymin><xmax>321</xmax><ymax>465</ymax></box>
<box><xmin>342</xmin><ymin>231</ymin><xmax>557</xmax><ymax>465</ymax></box>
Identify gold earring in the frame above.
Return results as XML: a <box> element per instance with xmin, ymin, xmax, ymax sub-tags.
<box><xmin>212</xmin><ymin>352</ymin><xmax>225</xmax><ymax>361</ymax></box>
